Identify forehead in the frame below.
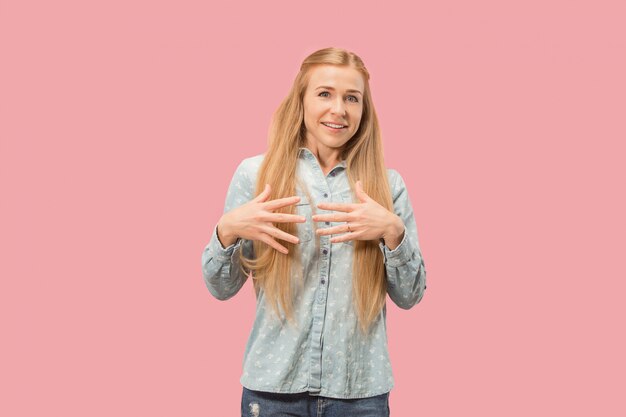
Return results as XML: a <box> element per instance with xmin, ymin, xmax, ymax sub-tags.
<box><xmin>307</xmin><ymin>65</ymin><xmax>365</xmax><ymax>93</ymax></box>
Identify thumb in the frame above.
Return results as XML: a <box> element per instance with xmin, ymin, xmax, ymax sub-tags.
<box><xmin>355</xmin><ymin>180</ymin><xmax>369</xmax><ymax>202</ymax></box>
<box><xmin>254</xmin><ymin>183</ymin><xmax>271</xmax><ymax>202</ymax></box>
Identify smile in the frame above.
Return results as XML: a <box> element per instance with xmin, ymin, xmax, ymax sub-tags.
<box><xmin>322</xmin><ymin>122</ymin><xmax>346</xmax><ymax>130</ymax></box>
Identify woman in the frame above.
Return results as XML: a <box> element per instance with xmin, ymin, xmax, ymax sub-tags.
<box><xmin>201</xmin><ymin>47</ymin><xmax>427</xmax><ymax>417</ymax></box>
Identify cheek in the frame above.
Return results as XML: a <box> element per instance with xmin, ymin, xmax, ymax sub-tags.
<box><xmin>303</xmin><ymin>106</ymin><xmax>314</xmax><ymax>126</ymax></box>
<box><xmin>304</xmin><ymin>105</ymin><xmax>319</xmax><ymax>124</ymax></box>
<box><xmin>304</xmin><ymin>115</ymin><xmax>318</xmax><ymax>132</ymax></box>
<box><xmin>351</xmin><ymin>113</ymin><xmax>363</xmax><ymax>130</ymax></box>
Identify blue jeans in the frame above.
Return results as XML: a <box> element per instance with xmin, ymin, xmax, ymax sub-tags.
<box><xmin>241</xmin><ymin>387</ymin><xmax>390</xmax><ymax>417</ymax></box>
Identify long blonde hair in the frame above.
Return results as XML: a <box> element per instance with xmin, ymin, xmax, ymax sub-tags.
<box><xmin>240</xmin><ymin>47</ymin><xmax>393</xmax><ymax>333</ymax></box>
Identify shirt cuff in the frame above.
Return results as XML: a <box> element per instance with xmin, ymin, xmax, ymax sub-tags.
<box><xmin>378</xmin><ymin>227</ymin><xmax>411</xmax><ymax>267</ymax></box>
<box><xmin>212</xmin><ymin>225</ymin><xmax>242</xmax><ymax>262</ymax></box>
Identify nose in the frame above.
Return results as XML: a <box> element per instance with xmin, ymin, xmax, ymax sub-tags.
<box><xmin>330</xmin><ymin>97</ymin><xmax>346</xmax><ymax>116</ymax></box>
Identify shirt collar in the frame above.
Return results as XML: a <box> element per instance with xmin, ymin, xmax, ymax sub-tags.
<box><xmin>298</xmin><ymin>147</ymin><xmax>347</xmax><ymax>169</ymax></box>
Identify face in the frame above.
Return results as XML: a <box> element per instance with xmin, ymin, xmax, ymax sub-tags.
<box><xmin>302</xmin><ymin>65</ymin><xmax>365</xmax><ymax>154</ymax></box>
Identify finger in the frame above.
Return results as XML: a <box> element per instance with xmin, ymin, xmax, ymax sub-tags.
<box><xmin>253</xmin><ymin>184</ymin><xmax>271</xmax><ymax>203</ymax></box>
<box><xmin>329</xmin><ymin>231</ymin><xmax>361</xmax><ymax>244</ymax></box>
<box><xmin>258</xmin><ymin>233</ymin><xmax>289</xmax><ymax>254</ymax></box>
<box><xmin>262</xmin><ymin>213</ymin><xmax>307</xmax><ymax>223</ymax></box>
<box><xmin>264</xmin><ymin>196</ymin><xmax>302</xmax><ymax>211</ymax></box>
<box><xmin>315</xmin><ymin>224</ymin><xmax>351</xmax><ymax>236</ymax></box>
<box><xmin>260</xmin><ymin>224</ymin><xmax>300</xmax><ymax>244</ymax></box>
<box><xmin>316</xmin><ymin>202</ymin><xmax>354</xmax><ymax>212</ymax></box>
<box><xmin>355</xmin><ymin>180</ymin><xmax>370</xmax><ymax>203</ymax></box>
<box><xmin>312</xmin><ymin>213</ymin><xmax>351</xmax><ymax>222</ymax></box>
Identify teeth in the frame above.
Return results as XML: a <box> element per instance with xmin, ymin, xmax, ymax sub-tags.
<box><xmin>323</xmin><ymin>122</ymin><xmax>344</xmax><ymax>129</ymax></box>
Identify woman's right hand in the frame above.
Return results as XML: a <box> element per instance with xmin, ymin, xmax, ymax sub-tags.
<box><xmin>217</xmin><ymin>184</ymin><xmax>306</xmax><ymax>254</ymax></box>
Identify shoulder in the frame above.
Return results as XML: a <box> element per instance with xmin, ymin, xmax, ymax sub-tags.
<box><xmin>237</xmin><ymin>153</ymin><xmax>265</xmax><ymax>172</ymax></box>
<box><xmin>385</xmin><ymin>168</ymin><xmax>407</xmax><ymax>199</ymax></box>
<box><xmin>224</xmin><ymin>154</ymin><xmax>265</xmax><ymax>206</ymax></box>
<box><xmin>386</xmin><ymin>168</ymin><xmax>400</xmax><ymax>184</ymax></box>
<box><xmin>232</xmin><ymin>153</ymin><xmax>266</xmax><ymax>181</ymax></box>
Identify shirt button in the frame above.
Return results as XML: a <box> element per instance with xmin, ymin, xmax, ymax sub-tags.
<box><xmin>322</xmin><ymin>249</ymin><xmax>328</xmax><ymax>255</ymax></box>
<box><xmin>321</xmin><ymin>279</ymin><xmax>326</xmax><ymax>285</ymax></box>
<box><xmin>323</xmin><ymin>193</ymin><xmax>328</xmax><ymax>198</ymax></box>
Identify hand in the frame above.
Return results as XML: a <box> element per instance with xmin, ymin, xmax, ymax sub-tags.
<box><xmin>312</xmin><ymin>181</ymin><xmax>405</xmax><ymax>249</ymax></box>
<box><xmin>217</xmin><ymin>184</ymin><xmax>306</xmax><ymax>254</ymax></box>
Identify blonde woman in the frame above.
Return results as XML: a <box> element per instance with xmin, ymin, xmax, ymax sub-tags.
<box><xmin>201</xmin><ymin>47</ymin><xmax>427</xmax><ymax>417</ymax></box>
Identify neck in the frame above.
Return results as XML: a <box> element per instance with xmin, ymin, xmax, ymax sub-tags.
<box><xmin>304</xmin><ymin>142</ymin><xmax>343</xmax><ymax>175</ymax></box>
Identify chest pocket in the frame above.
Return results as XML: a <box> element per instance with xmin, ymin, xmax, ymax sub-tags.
<box><xmin>295</xmin><ymin>196</ymin><xmax>313</xmax><ymax>243</ymax></box>
<box><xmin>294</xmin><ymin>190</ymin><xmax>354</xmax><ymax>245</ymax></box>
<box><xmin>337</xmin><ymin>191</ymin><xmax>354</xmax><ymax>246</ymax></box>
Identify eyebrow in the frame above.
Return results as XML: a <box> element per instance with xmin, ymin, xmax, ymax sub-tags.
<box><xmin>315</xmin><ymin>86</ymin><xmax>363</xmax><ymax>96</ymax></box>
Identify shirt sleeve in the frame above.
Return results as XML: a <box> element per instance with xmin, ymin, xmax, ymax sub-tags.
<box><xmin>201</xmin><ymin>159</ymin><xmax>256</xmax><ymax>301</ymax></box>
<box><xmin>379</xmin><ymin>170</ymin><xmax>427</xmax><ymax>309</ymax></box>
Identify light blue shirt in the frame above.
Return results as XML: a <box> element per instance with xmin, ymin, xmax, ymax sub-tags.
<box><xmin>201</xmin><ymin>148</ymin><xmax>427</xmax><ymax>399</ymax></box>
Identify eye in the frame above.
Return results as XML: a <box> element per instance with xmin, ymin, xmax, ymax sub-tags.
<box><xmin>347</xmin><ymin>95</ymin><xmax>359</xmax><ymax>103</ymax></box>
<box><xmin>318</xmin><ymin>91</ymin><xmax>330</xmax><ymax>97</ymax></box>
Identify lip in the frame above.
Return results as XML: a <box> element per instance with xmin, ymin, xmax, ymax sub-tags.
<box><xmin>322</xmin><ymin>121</ymin><xmax>348</xmax><ymax>127</ymax></box>
<box><xmin>321</xmin><ymin>122</ymin><xmax>347</xmax><ymax>132</ymax></box>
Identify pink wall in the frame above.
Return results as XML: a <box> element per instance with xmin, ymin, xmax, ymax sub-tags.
<box><xmin>1</xmin><ymin>0</ymin><xmax>625</xmax><ymax>415</ymax></box>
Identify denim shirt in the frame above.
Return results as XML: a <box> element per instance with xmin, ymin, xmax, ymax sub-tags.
<box><xmin>201</xmin><ymin>148</ymin><xmax>427</xmax><ymax>399</ymax></box>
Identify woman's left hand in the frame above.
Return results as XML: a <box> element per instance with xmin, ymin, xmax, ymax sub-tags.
<box><xmin>312</xmin><ymin>181</ymin><xmax>405</xmax><ymax>249</ymax></box>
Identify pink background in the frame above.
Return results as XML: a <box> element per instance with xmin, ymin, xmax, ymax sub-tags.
<box><xmin>1</xmin><ymin>0</ymin><xmax>625</xmax><ymax>415</ymax></box>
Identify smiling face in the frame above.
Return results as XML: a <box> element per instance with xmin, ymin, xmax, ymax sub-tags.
<box><xmin>302</xmin><ymin>64</ymin><xmax>365</xmax><ymax>155</ymax></box>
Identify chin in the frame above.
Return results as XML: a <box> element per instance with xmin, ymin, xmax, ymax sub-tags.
<box><xmin>324</xmin><ymin>139</ymin><xmax>350</xmax><ymax>149</ymax></box>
